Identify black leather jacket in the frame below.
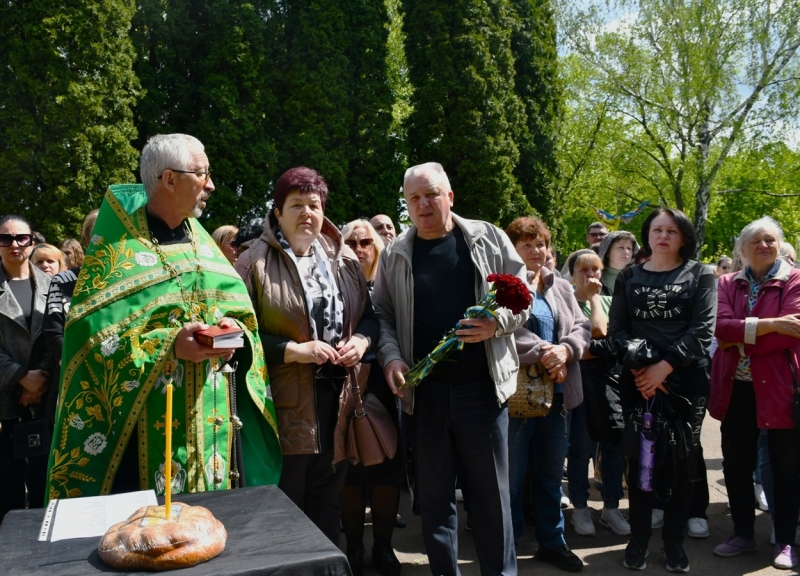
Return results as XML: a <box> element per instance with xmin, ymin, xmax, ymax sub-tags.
<box><xmin>0</xmin><ymin>262</ymin><xmax>52</xmax><ymax>419</ymax></box>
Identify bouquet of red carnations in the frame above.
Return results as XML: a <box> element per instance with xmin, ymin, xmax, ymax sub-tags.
<box><xmin>400</xmin><ymin>273</ymin><xmax>531</xmax><ymax>389</ymax></box>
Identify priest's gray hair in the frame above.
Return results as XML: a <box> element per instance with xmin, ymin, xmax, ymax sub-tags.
<box><xmin>734</xmin><ymin>216</ymin><xmax>784</xmax><ymax>259</ymax></box>
<box><xmin>403</xmin><ymin>162</ymin><xmax>452</xmax><ymax>193</ymax></box>
<box><xmin>140</xmin><ymin>134</ymin><xmax>205</xmax><ymax>197</ymax></box>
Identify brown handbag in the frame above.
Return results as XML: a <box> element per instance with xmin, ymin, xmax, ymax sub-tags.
<box><xmin>346</xmin><ymin>366</ymin><xmax>398</xmax><ymax>467</ymax></box>
<box><xmin>508</xmin><ymin>362</ymin><xmax>555</xmax><ymax>418</ymax></box>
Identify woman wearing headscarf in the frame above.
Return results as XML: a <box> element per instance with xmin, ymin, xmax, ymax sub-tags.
<box><xmin>597</xmin><ymin>231</ymin><xmax>639</xmax><ymax>296</ymax></box>
<box><xmin>235</xmin><ymin>167</ymin><xmax>379</xmax><ymax>549</ymax></box>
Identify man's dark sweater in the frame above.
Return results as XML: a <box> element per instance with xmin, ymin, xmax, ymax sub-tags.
<box><xmin>412</xmin><ymin>227</ymin><xmax>490</xmax><ymax>384</ymax></box>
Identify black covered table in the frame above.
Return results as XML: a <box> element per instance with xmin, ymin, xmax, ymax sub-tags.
<box><xmin>0</xmin><ymin>485</ymin><xmax>351</xmax><ymax>575</ymax></box>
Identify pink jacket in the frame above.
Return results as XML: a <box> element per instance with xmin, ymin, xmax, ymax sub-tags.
<box><xmin>708</xmin><ymin>260</ymin><xmax>800</xmax><ymax>428</ymax></box>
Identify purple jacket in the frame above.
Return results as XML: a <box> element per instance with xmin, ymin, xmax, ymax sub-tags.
<box><xmin>709</xmin><ymin>260</ymin><xmax>800</xmax><ymax>429</ymax></box>
<box><xmin>514</xmin><ymin>267</ymin><xmax>590</xmax><ymax>410</ymax></box>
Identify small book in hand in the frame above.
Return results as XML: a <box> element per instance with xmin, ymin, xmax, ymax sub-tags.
<box><xmin>194</xmin><ymin>325</ymin><xmax>245</xmax><ymax>349</ymax></box>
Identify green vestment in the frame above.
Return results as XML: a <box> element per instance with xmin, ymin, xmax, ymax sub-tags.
<box><xmin>47</xmin><ymin>185</ymin><xmax>281</xmax><ymax>501</ymax></box>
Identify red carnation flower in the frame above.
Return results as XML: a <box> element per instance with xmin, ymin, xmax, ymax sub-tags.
<box><xmin>487</xmin><ymin>273</ymin><xmax>531</xmax><ymax>314</ymax></box>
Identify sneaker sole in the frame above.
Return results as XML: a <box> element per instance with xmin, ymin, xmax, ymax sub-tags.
<box><xmin>713</xmin><ymin>547</ymin><xmax>757</xmax><ymax>558</ymax></box>
<box><xmin>687</xmin><ymin>530</ymin><xmax>709</xmax><ymax>539</ymax></box>
<box><xmin>571</xmin><ymin>521</ymin><xmax>596</xmax><ymax>537</ymax></box>
<box><xmin>600</xmin><ymin>517</ymin><xmax>632</xmax><ymax>536</ymax></box>
<box><xmin>666</xmin><ymin>564</ymin><xmax>690</xmax><ymax>573</ymax></box>
<box><xmin>624</xmin><ymin>550</ymin><xmax>649</xmax><ymax>570</ymax></box>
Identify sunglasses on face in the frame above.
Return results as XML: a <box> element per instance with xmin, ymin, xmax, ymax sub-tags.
<box><xmin>345</xmin><ymin>238</ymin><xmax>374</xmax><ymax>249</ymax></box>
<box><xmin>0</xmin><ymin>234</ymin><xmax>33</xmax><ymax>247</ymax></box>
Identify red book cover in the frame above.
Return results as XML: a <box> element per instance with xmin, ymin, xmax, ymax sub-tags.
<box><xmin>194</xmin><ymin>325</ymin><xmax>245</xmax><ymax>348</ymax></box>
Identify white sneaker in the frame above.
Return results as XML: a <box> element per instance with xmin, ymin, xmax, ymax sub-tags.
<box><xmin>652</xmin><ymin>509</ymin><xmax>665</xmax><ymax>529</ymax></box>
<box><xmin>687</xmin><ymin>517</ymin><xmax>709</xmax><ymax>539</ymax></box>
<box><xmin>571</xmin><ymin>506</ymin><xmax>596</xmax><ymax>536</ymax></box>
<box><xmin>561</xmin><ymin>494</ymin><xmax>572</xmax><ymax>509</ymax></box>
<box><xmin>600</xmin><ymin>507</ymin><xmax>631</xmax><ymax>536</ymax></box>
<box><xmin>755</xmin><ymin>483</ymin><xmax>769</xmax><ymax>511</ymax></box>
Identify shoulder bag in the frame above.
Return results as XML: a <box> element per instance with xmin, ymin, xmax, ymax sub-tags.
<box><xmin>345</xmin><ymin>364</ymin><xmax>398</xmax><ymax>467</ymax></box>
<box><xmin>508</xmin><ymin>362</ymin><xmax>555</xmax><ymax>418</ymax></box>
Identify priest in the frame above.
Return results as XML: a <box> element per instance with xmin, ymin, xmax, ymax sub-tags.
<box><xmin>47</xmin><ymin>134</ymin><xmax>281</xmax><ymax>500</ymax></box>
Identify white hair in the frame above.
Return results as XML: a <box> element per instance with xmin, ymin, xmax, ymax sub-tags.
<box><xmin>140</xmin><ymin>134</ymin><xmax>205</xmax><ymax>197</ymax></box>
<box><xmin>734</xmin><ymin>216</ymin><xmax>784</xmax><ymax>263</ymax></box>
<box><xmin>781</xmin><ymin>241</ymin><xmax>797</xmax><ymax>264</ymax></box>
<box><xmin>403</xmin><ymin>162</ymin><xmax>452</xmax><ymax>193</ymax></box>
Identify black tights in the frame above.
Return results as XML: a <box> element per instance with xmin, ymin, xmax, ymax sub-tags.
<box><xmin>341</xmin><ymin>483</ymin><xmax>399</xmax><ymax>553</ymax></box>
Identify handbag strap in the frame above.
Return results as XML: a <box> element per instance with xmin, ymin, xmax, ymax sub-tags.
<box><xmin>349</xmin><ymin>367</ymin><xmax>367</xmax><ymax>416</ymax></box>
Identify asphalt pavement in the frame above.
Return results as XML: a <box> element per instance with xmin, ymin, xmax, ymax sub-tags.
<box><xmin>345</xmin><ymin>413</ymin><xmax>797</xmax><ymax>575</ymax></box>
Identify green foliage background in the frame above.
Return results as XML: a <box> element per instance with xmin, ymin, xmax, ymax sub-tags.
<box><xmin>1</xmin><ymin>0</ymin><xmax>798</xmax><ymax>259</ymax></box>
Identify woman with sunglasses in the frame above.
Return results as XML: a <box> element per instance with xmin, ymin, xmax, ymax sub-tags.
<box><xmin>0</xmin><ymin>215</ymin><xmax>54</xmax><ymax>522</ymax></box>
<box><xmin>339</xmin><ymin>219</ymin><xmax>403</xmax><ymax>576</ymax></box>
<box><xmin>235</xmin><ymin>168</ymin><xmax>379</xmax><ymax>555</ymax></box>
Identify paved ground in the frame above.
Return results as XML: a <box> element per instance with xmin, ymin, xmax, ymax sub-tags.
<box><xmin>345</xmin><ymin>414</ymin><xmax>797</xmax><ymax>575</ymax></box>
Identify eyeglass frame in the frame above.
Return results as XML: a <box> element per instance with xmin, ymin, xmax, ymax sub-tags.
<box><xmin>158</xmin><ymin>168</ymin><xmax>212</xmax><ymax>184</ymax></box>
<box><xmin>0</xmin><ymin>234</ymin><xmax>34</xmax><ymax>248</ymax></box>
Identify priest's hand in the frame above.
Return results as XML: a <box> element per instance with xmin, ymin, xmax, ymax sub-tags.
<box><xmin>175</xmin><ymin>322</ymin><xmax>235</xmax><ymax>363</ymax></box>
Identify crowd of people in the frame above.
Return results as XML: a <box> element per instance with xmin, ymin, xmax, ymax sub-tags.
<box><xmin>1</xmin><ymin>133</ymin><xmax>799</xmax><ymax>576</ymax></box>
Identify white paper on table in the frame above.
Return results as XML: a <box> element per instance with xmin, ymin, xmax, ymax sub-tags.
<box><xmin>42</xmin><ymin>490</ymin><xmax>157</xmax><ymax>542</ymax></box>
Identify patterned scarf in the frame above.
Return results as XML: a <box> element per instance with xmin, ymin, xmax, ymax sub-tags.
<box><xmin>275</xmin><ymin>228</ymin><xmax>344</xmax><ymax>347</ymax></box>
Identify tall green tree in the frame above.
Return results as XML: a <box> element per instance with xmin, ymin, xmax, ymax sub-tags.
<box><xmin>401</xmin><ymin>0</ymin><xmax>531</xmax><ymax>226</ymax></box>
<box><xmin>560</xmin><ymin>0</ymin><xmax>800</xmax><ymax>257</ymax></box>
<box><xmin>0</xmin><ymin>0</ymin><xmax>140</xmax><ymax>240</ymax></box>
<box><xmin>131</xmin><ymin>0</ymin><xmax>280</xmax><ymax>230</ymax></box>
<box><xmin>275</xmin><ymin>0</ymin><xmax>399</xmax><ymax>225</ymax></box>
<box><xmin>509</xmin><ymin>0</ymin><xmax>562</xmax><ymax>232</ymax></box>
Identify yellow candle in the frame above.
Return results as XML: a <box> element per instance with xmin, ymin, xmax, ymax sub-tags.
<box><xmin>165</xmin><ymin>382</ymin><xmax>173</xmax><ymax>519</ymax></box>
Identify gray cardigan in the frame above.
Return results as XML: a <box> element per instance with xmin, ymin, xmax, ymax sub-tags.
<box><xmin>514</xmin><ymin>267</ymin><xmax>590</xmax><ymax>410</ymax></box>
<box><xmin>0</xmin><ymin>262</ymin><xmax>51</xmax><ymax>419</ymax></box>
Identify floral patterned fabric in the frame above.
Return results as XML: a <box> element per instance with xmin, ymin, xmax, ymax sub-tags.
<box><xmin>735</xmin><ymin>260</ymin><xmax>781</xmax><ymax>381</ymax></box>
<box><xmin>46</xmin><ymin>184</ymin><xmax>281</xmax><ymax>502</ymax></box>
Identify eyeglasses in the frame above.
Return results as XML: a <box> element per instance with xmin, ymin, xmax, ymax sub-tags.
<box><xmin>0</xmin><ymin>234</ymin><xmax>33</xmax><ymax>248</ymax></box>
<box><xmin>158</xmin><ymin>168</ymin><xmax>212</xmax><ymax>183</ymax></box>
<box><xmin>345</xmin><ymin>238</ymin><xmax>374</xmax><ymax>250</ymax></box>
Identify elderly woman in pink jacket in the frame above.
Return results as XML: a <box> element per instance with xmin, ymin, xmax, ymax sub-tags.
<box><xmin>709</xmin><ymin>217</ymin><xmax>800</xmax><ymax>570</ymax></box>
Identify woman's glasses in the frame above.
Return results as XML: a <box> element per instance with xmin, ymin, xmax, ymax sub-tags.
<box><xmin>0</xmin><ymin>234</ymin><xmax>33</xmax><ymax>247</ymax></box>
<box><xmin>345</xmin><ymin>238</ymin><xmax>374</xmax><ymax>250</ymax></box>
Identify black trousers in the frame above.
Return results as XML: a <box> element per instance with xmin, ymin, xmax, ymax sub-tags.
<box><xmin>279</xmin><ymin>450</ymin><xmax>347</xmax><ymax>545</ymax></box>
<box><xmin>767</xmin><ymin>428</ymin><xmax>800</xmax><ymax>545</ymax></box>
<box><xmin>720</xmin><ymin>380</ymin><xmax>760</xmax><ymax>539</ymax></box>
<box><xmin>0</xmin><ymin>418</ymin><xmax>47</xmax><ymax>523</ymax></box>
<box><xmin>627</xmin><ymin>455</ymin><xmax>694</xmax><ymax>546</ymax></box>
